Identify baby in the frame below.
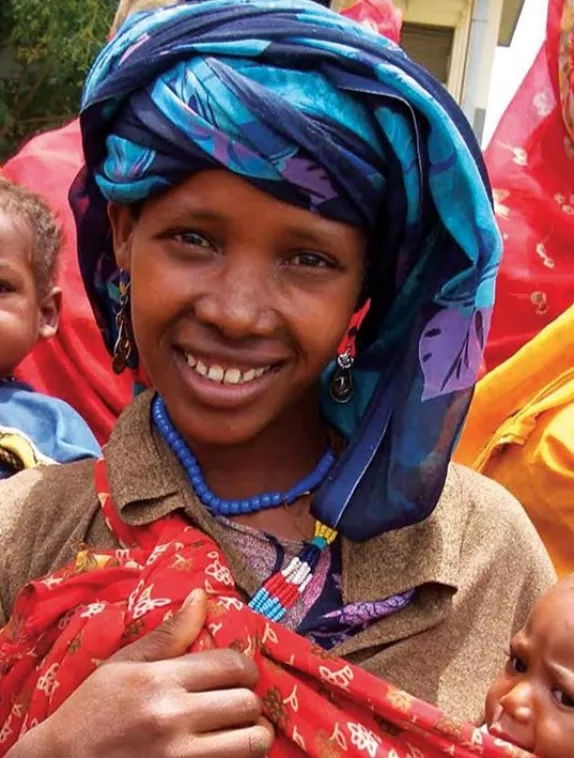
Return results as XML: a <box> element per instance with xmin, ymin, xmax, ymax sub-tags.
<box><xmin>0</xmin><ymin>177</ymin><xmax>100</xmax><ymax>477</ymax></box>
<box><xmin>485</xmin><ymin>573</ymin><xmax>574</xmax><ymax>758</ymax></box>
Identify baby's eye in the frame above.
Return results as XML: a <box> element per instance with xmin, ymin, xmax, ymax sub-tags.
<box><xmin>509</xmin><ymin>655</ymin><xmax>527</xmax><ymax>674</ymax></box>
<box><xmin>172</xmin><ymin>231</ymin><xmax>214</xmax><ymax>249</ymax></box>
<box><xmin>552</xmin><ymin>688</ymin><xmax>574</xmax><ymax>709</ymax></box>
<box><xmin>0</xmin><ymin>280</ymin><xmax>15</xmax><ymax>294</ymax></box>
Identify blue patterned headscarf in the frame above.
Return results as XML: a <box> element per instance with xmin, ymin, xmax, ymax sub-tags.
<box><xmin>72</xmin><ymin>0</ymin><xmax>501</xmax><ymax>540</ymax></box>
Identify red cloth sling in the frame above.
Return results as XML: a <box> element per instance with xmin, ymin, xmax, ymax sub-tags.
<box><xmin>0</xmin><ymin>460</ymin><xmax>533</xmax><ymax>758</ymax></box>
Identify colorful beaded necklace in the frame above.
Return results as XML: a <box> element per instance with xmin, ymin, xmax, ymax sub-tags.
<box><xmin>152</xmin><ymin>395</ymin><xmax>338</xmax><ymax>621</ymax></box>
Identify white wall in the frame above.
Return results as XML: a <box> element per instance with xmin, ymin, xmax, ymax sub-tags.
<box><xmin>482</xmin><ymin>0</ymin><xmax>550</xmax><ymax>147</ymax></box>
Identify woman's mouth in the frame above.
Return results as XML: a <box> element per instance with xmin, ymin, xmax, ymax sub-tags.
<box><xmin>184</xmin><ymin>352</ymin><xmax>272</xmax><ymax>385</ymax></box>
<box><xmin>173</xmin><ymin>348</ymin><xmax>283</xmax><ymax>410</ymax></box>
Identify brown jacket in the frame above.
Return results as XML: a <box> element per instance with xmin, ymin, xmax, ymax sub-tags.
<box><xmin>0</xmin><ymin>392</ymin><xmax>556</xmax><ymax>723</ymax></box>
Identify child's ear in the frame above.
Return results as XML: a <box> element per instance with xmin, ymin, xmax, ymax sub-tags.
<box><xmin>38</xmin><ymin>286</ymin><xmax>62</xmax><ymax>340</ymax></box>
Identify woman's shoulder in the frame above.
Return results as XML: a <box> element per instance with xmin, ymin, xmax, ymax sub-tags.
<box><xmin>0</xmin><ymin>456</ymin><xmax>97</xmax><ymax>522</ymax></box>
<box><xmin>446</xmin><ymin>462</ymin><xmax>556</xmax><ymax>590</ymax></box>
<box><xmin>448</xmin><ymin>461</ymin><xmax>541</xmax><ymax>526</ymax></box>
<box><xmin>0</xmin><ymin>459</ymin><xmax>100</xmax><ymax>624</ymax></box>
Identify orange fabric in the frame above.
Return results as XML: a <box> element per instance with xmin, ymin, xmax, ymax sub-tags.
<box><xmin>3</xmin><ymin>121</ymin><xmax>132</xmax><ymax>445</ymax></box>
<box><xmin>456</xmin><ymin>305</ymin><xmax>574</xmax><ymax>577</ymax></box>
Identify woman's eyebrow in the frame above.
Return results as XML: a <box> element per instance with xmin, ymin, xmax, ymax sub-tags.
<box><xmin>154</xmin><ymin>206</ymin><xmax>225</xmax><ymax>225</ymax></box>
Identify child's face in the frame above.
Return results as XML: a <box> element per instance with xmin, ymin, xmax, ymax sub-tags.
<box><xmin>485</xmin><ymin>579</ymin><xmax>574</xmax><ymax>758</ymax></box>
<box><xmin>0</xmin><ymin>210</ymin><xmax>60</xmax><ymax>378</ymax></box>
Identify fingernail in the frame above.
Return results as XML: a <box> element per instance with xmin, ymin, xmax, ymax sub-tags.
<box><xmin>183</xmin><ymin>589</ymin><xmax>202</xmax><ymax>609</ymax></box>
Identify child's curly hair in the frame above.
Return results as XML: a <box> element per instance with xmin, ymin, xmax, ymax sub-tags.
<box><xmin>0</xmin><ymin>177</ymin><xmax>62</xmax><ymax>297</ymax></box>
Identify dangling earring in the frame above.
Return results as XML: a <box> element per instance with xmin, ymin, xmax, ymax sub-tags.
<box><xmin>330</xmin><ymin>349</ymin><xmax>354</xmax><ymax>403</ymax></box>
<box><xmin>112</xmin><ymin>273</ymin><xmax>132</xmax><ymax>375</ymax></box>
<box><xmin>329</xmin><ymin>301</ymin><xmax>370</xmax><ymax>404</ymax></box>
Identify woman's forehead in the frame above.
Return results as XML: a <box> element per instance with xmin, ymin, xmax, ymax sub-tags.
<box><xmin>140</xmin><ymin>169</ymin><xmax>368</xmax><ymax>247</ymax></box>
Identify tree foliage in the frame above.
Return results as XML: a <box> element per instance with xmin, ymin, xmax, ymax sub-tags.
<box><xmin>0</xmin><ymin>0</ymin><xmax>115</xmax><ymax>161</ymax></box>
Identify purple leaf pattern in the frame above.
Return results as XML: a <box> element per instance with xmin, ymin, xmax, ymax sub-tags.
<box><xmin>419</xmin><ymin>307</ymin><xmax>491</xmax><ymax>401</ymax></box>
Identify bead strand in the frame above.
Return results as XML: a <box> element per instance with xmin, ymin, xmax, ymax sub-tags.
<box><xmin>152</xmin><ymin>395</ymin><xmax>336</xmax><ymax>517</ymax></box>
<box><xmin>152</xmin><ymin>394</ymin><xmax>339</xmax><ymax>622</ymax></box>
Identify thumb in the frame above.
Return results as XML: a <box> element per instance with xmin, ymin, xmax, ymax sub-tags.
<box><xmin>113</xmin><ymin>589</ymin><xmax>208</xmax><ymax>663</ymax></box>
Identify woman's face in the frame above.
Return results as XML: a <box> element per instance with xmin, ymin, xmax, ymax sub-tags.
<box><xmin>110</xmin><ymin>169</ymin><xmax>366</xmax><ymax>447</ymax></box>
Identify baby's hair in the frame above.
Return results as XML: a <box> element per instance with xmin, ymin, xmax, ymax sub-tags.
<box><xmin>110</xmin><ymin>0</ymin><xmax>181</xmax><ymax>34</ymax></box>
<box><xmin>0</xmin><ymin>177</ymin><xmax>62</xmax><ymax>297</ymax></box>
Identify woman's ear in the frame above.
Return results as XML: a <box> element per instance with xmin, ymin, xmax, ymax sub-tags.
<box><xmin>107</xmin><ymin>202</ymin><xmax>137</xmax><ymax>272</ymax></box>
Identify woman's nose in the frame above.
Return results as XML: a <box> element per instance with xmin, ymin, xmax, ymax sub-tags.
<box><xmin>193</xmin><ymin>264</ymin><xmax>277</xmax><ymax>339</ymax></box>
<box><xmin>500</xmin><ymin>681</ymin><xmax>534</xmax><ymax>724</ymax></box>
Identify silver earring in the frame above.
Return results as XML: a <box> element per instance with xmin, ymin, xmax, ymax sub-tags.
<box><xmin>329</xmin><ymin>350</ymin><xmax>354</xmax><ymax>403</ymax></box>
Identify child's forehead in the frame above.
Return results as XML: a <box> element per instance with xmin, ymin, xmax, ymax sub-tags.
<box><xmin>0</xmin><ymin>208</ymin><xmax>35</xmax><ymax>267</ymax></box>
<box><xmin>527</xmin><ymin>584</ymin><xmax>574</xmax><ymax>663</ymax></box>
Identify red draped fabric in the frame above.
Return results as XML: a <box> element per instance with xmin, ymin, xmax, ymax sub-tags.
<box><xmin>484</xmin><ymin>0</ymin><xmax>574</xmax><ymax>371</ymax></box>
<box><xmin>3</xmin><ymin>120</ymin><xmax>133</xmax><ymax>445</ymax></box>
<box><xmin>0</xmin><ymin>460</ymin><xmax>532</xmax><ymax>758</ymax></box>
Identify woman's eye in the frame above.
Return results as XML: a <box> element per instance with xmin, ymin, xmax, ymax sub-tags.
<box><xmin>509</xmin><ymin>655</ymin><xmax>528</xmax><ymax>674</ymax></box>
<box><xmin>288</xmin><ymin>252</ymin><xmax>333</xmax><ymax>269</ymax></box>
<box><xmin>552</xmin><ymin>688</ymin><xmax>574</xmax><ymax>709</ymax></box>
<box><xmin>172</xmin><ymin>231</ymin><xmax>214</xmax><ymax>250</ymax></box>
<box><xmin>0</xmin><ymin>281</ymin><xmax>15</xmax><ymax>294</ymax></box>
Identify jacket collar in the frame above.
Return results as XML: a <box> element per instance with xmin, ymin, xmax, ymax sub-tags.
<box><xmin>106</xmin><ymin>390</ymin><xmax>462</xmax><ymax>654</ymax></box>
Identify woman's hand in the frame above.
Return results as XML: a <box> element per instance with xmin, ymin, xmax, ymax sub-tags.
<box><xmin>8</xmin><ymin>590</ymin><xmax>274</xmax><ymax>758</ymax></box>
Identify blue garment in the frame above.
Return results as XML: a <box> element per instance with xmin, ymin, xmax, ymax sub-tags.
<box><xmin>0</xmin><ymin>381</ymin><xmax>100</xmax><ymax>479</ymax></box>
<box><xmin>71</xmin><ymin>0</ymin><xmax>501</xmax><ymax>539</ymax></box>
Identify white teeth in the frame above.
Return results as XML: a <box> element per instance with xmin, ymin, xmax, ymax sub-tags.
<box><xmin>207</xmin><ymin>364</ymin><xmax>224</xmax><ymax>382</ymax></box>
<box><xmin>223</xmin><ymin>368</ymin><xmax>241</xmax><ymax>385</ymax></box>
<box><xmin>184</xmin><ymin>353</ymin><xmax>270</xmax><ymax>385</ymax></box>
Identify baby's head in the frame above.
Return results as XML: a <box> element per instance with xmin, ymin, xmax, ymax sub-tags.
<box><xmin>486</xmin><ymin>574</ymin><xmax>574</xmax><ymax>758</ymax></box>
<box><xmin>0</xmin><ymin>178</ymin><xmax>62</xmax><ymax>379</ymax></box>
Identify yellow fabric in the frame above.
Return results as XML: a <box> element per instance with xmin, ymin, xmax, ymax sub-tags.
<box><xmin>455</xmin><ymin>305</ymin><xmax>574</xmax><ymax>577</ymax></box>
<box><xmin>0</xmin><ymin>426</ymin><xmax>54</xmax><ymax>472</ymax></box>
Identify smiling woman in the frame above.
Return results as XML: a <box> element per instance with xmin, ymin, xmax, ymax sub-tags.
<box><xmin>0</xmin><ymin>1</ymin><xmax>556</xmax><ymax>757</ymax></box>
<box><xmin>110</xmin><ymin>171</ymin><xmax>366</xmax><ymax>455</ymax></box>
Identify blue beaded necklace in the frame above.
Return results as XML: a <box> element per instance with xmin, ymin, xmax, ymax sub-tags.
<box><xmin>152</xmin><ymin>394</ymin><xmax>339</xmax><ymax>622</ymax></box>
<box><xmin>152</xmin><ymin>395</ymin><xmax>335</xmax><ymax>516</ymax></box>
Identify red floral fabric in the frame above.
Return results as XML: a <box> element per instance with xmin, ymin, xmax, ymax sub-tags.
<box><xmin>484</xmin><ymin>0</ymin><xmax>574</xmax><ymax>371</ymax></box>
<box><xmin>0</xmin><ymin>460</ymin><xmax>533</xmax><ymax>758</ymax></box>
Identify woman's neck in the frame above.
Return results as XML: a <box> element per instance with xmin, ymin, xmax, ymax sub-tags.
<box><xmin>186</xmin><ymin>395</ymin><xmax>328</xmax><ymax>540</ymax></box>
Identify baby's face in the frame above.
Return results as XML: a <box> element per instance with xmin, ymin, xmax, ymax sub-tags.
<box><xmin>485</xmin><ymin>581</ymin><xmax>574</xmax><ymax>758</ymax></box>
<box><xmin>0</xmin><ymin>210</ymin><xmax>43</xmax><ymax>378</ymax></box>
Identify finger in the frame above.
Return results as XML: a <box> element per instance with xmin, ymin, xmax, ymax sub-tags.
<box><xmin>153</xmin><ymin>648</ymin><xmax>260</xmax><ymax>692</ymax></box>
<box><xmin>186</xmin><ymin>688</ymin><xmax>262</xmax><ymax>733</ymax></box>
<box><xmin>112</xmin><ymin>589</ymin><xmax>208</xmax><ymax>664</ymax></box>
<box><xmin>185</xmin><ymin>720</ymin><xmax>275</xmax><ymax>758</ymax></box>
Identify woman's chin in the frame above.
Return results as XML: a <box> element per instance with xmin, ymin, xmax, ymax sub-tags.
<box><xmin>160</xmin><ymin>393</ymin><xmax>278</xmax><ymax>450</ymax></box>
